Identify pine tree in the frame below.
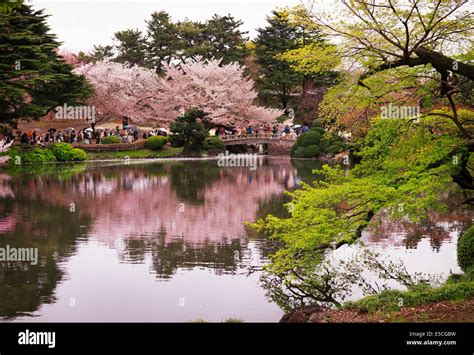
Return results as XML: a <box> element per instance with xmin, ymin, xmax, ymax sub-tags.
<box><xmin>145</xmin><ymin>11</ymin><xmax>178</xmax><ymax>74</ymax></box>
<box><xmin>113</xmin><ymin>29</ymin><xmax>147</xmax><ymax>67</ymax></box>
<box><xmin>0</xmin><ymin>4</ymin><xmax>92</xmax><ymax>130</ymax></box>
<box><xmin>255</xmin><ymin>9</ymin><xmax>323</xmax><ymax>109</ymax></box>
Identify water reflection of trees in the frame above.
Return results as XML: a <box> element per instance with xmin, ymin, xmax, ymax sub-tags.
<box><xmin>364</xmin><ymin>205</ymin><xmax>473</xmax><ymax>252</ymax></box>
<box><xmin>118</xmin><ymin>229</ymin><xmax>247</xmax><ymax>278</ymax></box>
<box><xmin>1</xmin><ymin>160</ymin><xmax>472</xmax><ymax>319</ymax></box>
<box><xmin>0</xmin><ymin>160</ymin><xmax>299</xmax><ymax>318</ymax></box>
<box><xmin>0</xmin><ymin>191</ymin><xmax>92</xmax><ymax>319</ymax></box>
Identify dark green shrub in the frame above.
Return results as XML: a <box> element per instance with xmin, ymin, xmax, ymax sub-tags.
<box><xmin>21</xmin><ymin>148</ymin><xmax>56</xmax><ymax>163</ymax></box>
<box><xmin>326</xmin><ymin>143</ymin><xmax>345</xmax><ymax>154</ymax></box>
<box><xmin>293</xmin><ymin>146</ymin><xmax>306</xmax><ymax>158</ymax></box>
<box><xmin>101</xmin><ymin>135</ymin><xmax>121</xmax><ymax>144</ymax></box>
<box><xmin>50</xmin><ymin>143</ymin><xmax>86</xmax><ymax>161</ymax></box>
<box><xmin>303</xmin><ymin>145</ymin><xmax>321</xmax><ymax>158</ymax></box>
<box><xmin>458</xmin><ymin>226</ymin><xmax>474</xmax><ymax>271</ymax></box>
<box><xmin>169</xmin><ymin>134</ymin><xmax>185</xmax><ymax>147</ymax></box>
<box><xmin>310</xmin><ymin>127</ymin><xmax>325</xmax><ymax>135</ymax></box>
<box><xmin>146</xmin><ymin>135</ymin><xmax>168</xmax><ymax>150</ymax></box>
<box><xmin>292</xmin><ymin>127</ymin><xmax>347</xmax><ymax>157</ymax></box>
<box><xmin>298</xmin><ymin>131</ymin><xmax>323</xmax><ymax>148</ymax></box>
<box><xmin>204</xmin><ymin>136</ymin><xmax>225</xmax><ymax>151</ymax></box>
<box><xmin>169</xmin><ymin>108</ymin><xmax>210</xmax><ymax>154</ymax></box>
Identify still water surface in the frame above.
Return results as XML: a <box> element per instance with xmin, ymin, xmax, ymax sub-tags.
<box><xmin>0</xmin><ymin>158</ymin><xmax>471</xmax><ymax>322</ymax></box>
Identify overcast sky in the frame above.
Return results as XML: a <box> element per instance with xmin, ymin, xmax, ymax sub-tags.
<box><xmin>32</xmin><ymin>0</ymin><xmax>307</xmax><ymax>52</ymax></box>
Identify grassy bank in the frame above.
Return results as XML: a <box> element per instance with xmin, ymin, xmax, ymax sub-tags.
<box><xmin>85</xmin><ymin>147</ymin><xmax>183</xmax><ymax>160</ymax></box>
<box><xmin>283</xmin><ymin>269</ymin><xmax>474</xmax><ymax>323</ymax></box>
<box><xmin>345</xmin><ymin>269</ymin><xmax>474</xmax><ymax>314</ymax></box>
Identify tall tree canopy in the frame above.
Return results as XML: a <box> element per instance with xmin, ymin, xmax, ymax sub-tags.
<box><xmin>93</xmin><ymin>12</ymin><xmax>249</xmax><ymax>73</ymax></box>
<box><xmin>254</xmin><ymin>7</ymin><xmax>326</xmax><ymax>109</ymax></box>
<box><xmin>252</xmin><ymin>0</ymin><xmax>474</xmax><ymax>309</ymax></box>
<box><xmin>0</xmin><ymin>4</ymin><xmax>92</xmax><ymax>130</ymax></box>
<box><xmin>113</xmin><ymin>29</ymin><xmax>147</xmax><ymax>67</ymax></box>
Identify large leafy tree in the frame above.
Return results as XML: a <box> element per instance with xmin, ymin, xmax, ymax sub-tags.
<box><xmin>0</xmin><ymin>4</ymin><xmax>92</xmax><ymax>130</ymax></box>
<box><xmin>252</xmin><ymin>0</ymin><xmax>474</xmax><ymax>308</ymax></box>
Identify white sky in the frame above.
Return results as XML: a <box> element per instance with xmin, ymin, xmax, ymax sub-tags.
<box><xmin>31</xmin><ymin>0</ymin><xmax>309</xmax><ymax>52</ymax></box>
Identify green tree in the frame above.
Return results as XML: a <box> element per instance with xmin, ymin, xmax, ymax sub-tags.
<box><xmin>113</xmin><ymin>29</ymin><xmax>147</xmax><ymax>67</ymax></box>
<box><xmin>254</xmin><ymin>8</ymin><xmax>324</xmax><ymax>109</ymax></box>
<box><xmin>146</xmin><ymin>11</ymin><xmax>178</xmax><ymax>73</ymax></box>
<box><xmin>251</xmin><ymin>0</ymin><xmax>474</xmax><ymax>306</ymax></box>
<box><xmin>0</xmin><ymin>0</ymin><xmax>22</xmax><ymax>14</ymax></box>
<box><xmin>254</xmin><ymin>10</ymin><xmax>301</xmax><ymax>109</ymax></box>
<box><xmin>169</xmin><ymin>108</ymin><xmax>210</xmax><ymax>155</ymax></box>
<box><xmin>0</xmin><ymin>4</ymin><xmax>92</xmax><ymax>130</ymax></box>
<box><xmin>82</xmin><ymin>44</ymin><xmax>115</xmax><ymax>63</ymax></box>
<box><xmin>204</xmin><ymin>14</ymin><xmax>249</xmax><ymax>65</ymax></box>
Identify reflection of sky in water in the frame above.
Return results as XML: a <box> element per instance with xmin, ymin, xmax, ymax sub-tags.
<box><xmin>1</xmin><ymin>159</ymin><xmax>472</xmax><ymax>322</ymax></box>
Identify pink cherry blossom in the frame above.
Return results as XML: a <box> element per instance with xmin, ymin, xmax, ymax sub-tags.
<box><xmin>74</xmin><ymin>58</ymin><xmax>282</xmax><ymax>127</ymax></box>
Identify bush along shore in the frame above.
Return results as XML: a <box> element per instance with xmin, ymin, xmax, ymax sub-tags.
<box><xmin>282</xmin><ymin>226</ymin><xmax>474</xmax><ymax>323</ymax></box>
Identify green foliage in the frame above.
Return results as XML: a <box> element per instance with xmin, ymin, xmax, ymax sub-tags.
<box><xmin>146</xmin><ymin>135</ymin><xmax>168</xmax><ymax>150</ymax></box>
<box><xmin>254</xmin><ymin>8</ymin><xmax>323</xmax><ymax>108</ymax></box>
<box><xmin>108</xmin><ymin>12</ymin><xmax>248</xmax><ymax>73</ymax></box>
<box><xmin>297</xmin><ymin>130</ymin><xmax>323</xmax><ymax>148</ymax></box>
<box><xmin>114</xmin><ymin>29</ymin><xmax>147</xmax><ymax>67</ymax></box>
<box><xmin>203</xmin><ymin>136</ymin><xmax>225</xmax><ymax>151</ymax></box>
<box><xmin>347</xmin><ymin>280</ymin><xmax>474</xmax><ymax>314</ymax></box>
<box><xmin>224</xmin><ymin>318</ymin><xmax>243</xmax><ymax>323</ymax></box>
<box><xmin>303</xmin><ymin>145</ymin><xmax>321</xmax><ymax>158</ymax></box>
<box><xmin>326</xmin><ymin>142</ymin><xmax>346</xmax><ymax>154</ymax></box>
<box><xmin>291</xmin><ymin>128</ymin><xmax>345</xmax><ymax>157</ymax></box>
<box><xmin>457</xmin><ymin>226</ymin><xmax>474</xmax><ymax>272</ymax></box>
<box><xmin>251</xmin><ymin>116</ymin><xmax>466</xmax><ymax>307</ymax></box>
<box><xmin>19</xmin><ymin>148</ymin><xmax>57</xmax><ymax>164</ymax></box>
<box><xmin>101</xmin><ymin>136</ymin><xmax>121</xmax><ymax>144</ymax></box>
<box><xmin>49</xmin><ymin>143</ymin><xmax>86</xmax><ymax>161</ymax></box>
<box><xmin>0</xmin><ymin>4</ymin><xmax>92</xmax><ymax>129</ymax></box>
<box><xmin>0</xmin><ymin>0</ymin><xmax>23</xmax><ymax>14</ymax></box>
<box><xmin>292</xmin><ymin>146</ymin><xmax>305</xmax><ymax>158</ymax></box>
<box><xmin>169</xmin><ymin>134</ymin><xmax>184</xmax><ymax>148</ymax></box>
<box><xmin>169</xmin><ymin>108</ymin><xmax>210</xmax><ymax>155</ymax></box>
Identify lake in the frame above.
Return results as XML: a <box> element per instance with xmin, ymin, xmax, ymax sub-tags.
<box><xmin>0</xmin><ymin>158</ymin><xmax>471</xmax><ymax>322</ymax></box>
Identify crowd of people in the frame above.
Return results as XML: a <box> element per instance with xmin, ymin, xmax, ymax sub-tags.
<box><xmin>8</xmin><ymin>122</ymin><xmax>309</xmax><ymax>147</ymax></box>
<box><xmin>217</xmin><ymin>124</ymin><xmax>310</xmax><ymax>139</ymax></box>
<box><xmin>17</xmin><ymin>126</ymin><xmax>140</xmax><ymax>146</ymax></box>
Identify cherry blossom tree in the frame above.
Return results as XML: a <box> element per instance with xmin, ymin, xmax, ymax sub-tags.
<box><xmin>73</xmin><ymin>61</ymin><xmax>163</xmax><ymax>125</ymax></box>
<box><xmin>73</xmin><ymin>58</ymin><xmax>281</xmax><ymax>127</ymax></box>
<box><xmin>0</xmin><ymin>139</ymin><xmax>13</xmax><ymax>166</ymax></box>
<box><xmin>156</xmin><ymin>58</ymin><xmax>282</xmax><ymax>127</ymax></box>
<box><xmin>58</xmin><ymin>49</ymin><xmax>85</xmax><ymax>68</ymax></box>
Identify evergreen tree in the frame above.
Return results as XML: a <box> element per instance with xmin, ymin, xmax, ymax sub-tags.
<box><xmin>113</xmin><ymin>29</ymin><xmax>147</xmax><ymax>67</ymax></box>
<box><xmin>254</xmin><ymin>9</ymin><xmax>322</xmax><ymax>109</ymax></box>
<box><xmin>203</xmin><ymin>14</ymin><xmax>249</xmax><ymax>65</ymax></box>
<box><xmin>0</xmin><ymin>4</ymin><xmax>92</xmax><ymax>130</ymax></box>
<box><xmin>145</xmin><ymin>11</ymin><xmax>177</xmax><ymax>73</ymax></box>
<box><xmin>84</xmin><ymin>45</ymin><xmax>115</xmax><ymax>63</ymax></box>
<box><xmin>169</xmin><ymin>108</ymin><xmax>210</xmax><ymax>155</ymax></box>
